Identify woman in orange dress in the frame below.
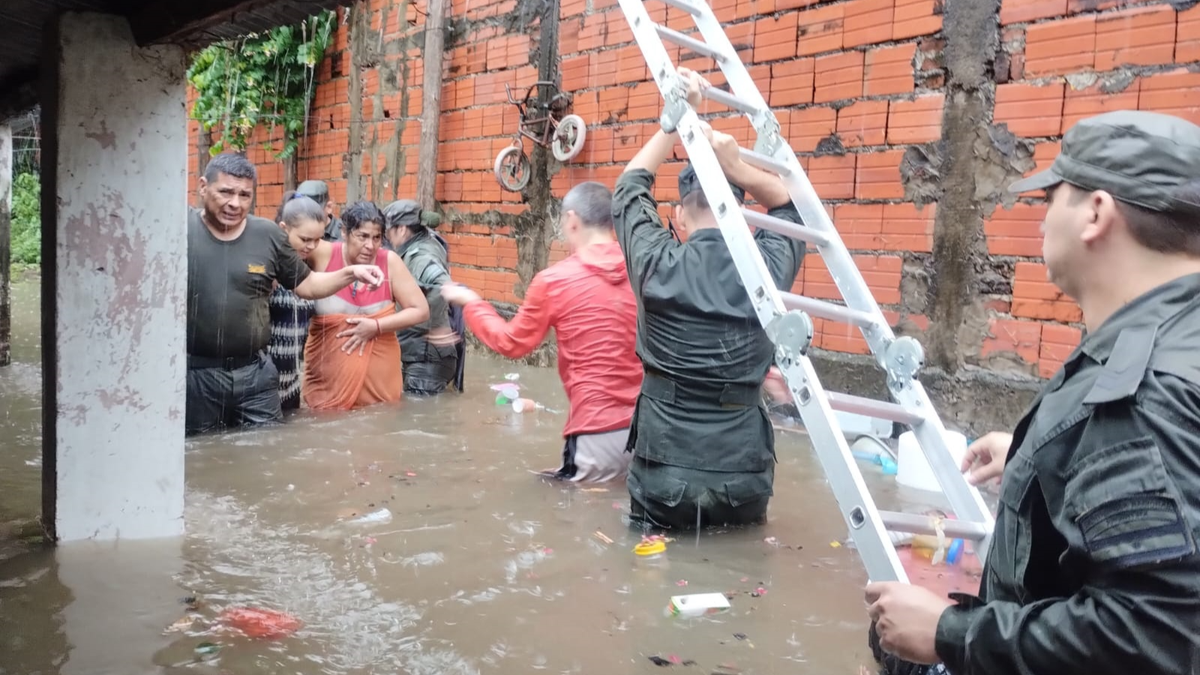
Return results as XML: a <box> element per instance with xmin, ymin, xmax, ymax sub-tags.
<box><xmin>302</xmin><ymin>201</ymin><xmax>429</xmax><ymax>411</ymax></box>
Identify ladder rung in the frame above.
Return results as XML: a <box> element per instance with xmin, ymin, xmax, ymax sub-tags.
<box><xmin>879</xmin><ymin>511</ymin><xmax>989</xmax><ymax>542</ymax></box>
<box><xmin>702</xmin><ymin>86</ymin><xmax>759</xmax><ymax>115</ymax></box>
<box><xmin>827</xmin><ymin>392</ymin><xmax>925</xmax><ymax>427</ymax></box>
<box><xmin>741</xmin><ymin>208</ymin><xmax>829</xmax><ymax>247</ymax></box>
<box><xmin>781</xmin><ymin>292</ymin><xmax>877</xmax><ymax>328</ymax></box>
<box><xmin>654</xmin><ymin>24</ymin><xmax>728</xmax><ymax>62</ymax></box>
<box><xmin>653</xmin><ymin>0</ymin><xmax>704</xmax><ymax>15</ymax></box>
<box><xmin>738</xmin><ymin>147</ymin><xmax>792</xmax><ymax>176</ymax></box>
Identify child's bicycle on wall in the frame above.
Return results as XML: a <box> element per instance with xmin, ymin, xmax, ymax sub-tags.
<box><xmin>493</xmin><ymin>81</ymin><xmax>587</xmax><ymax>192</ymax></box>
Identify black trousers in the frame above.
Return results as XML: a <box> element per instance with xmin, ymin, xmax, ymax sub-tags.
<box><xmin>185</xmin><ymin>352</ymin><xmax>282</xmax><ymax>436</ymax></box>
<box><xmin>626</xmin><ymin>458</ymin><xmax>773</xmax><ymax>531</ymax></box>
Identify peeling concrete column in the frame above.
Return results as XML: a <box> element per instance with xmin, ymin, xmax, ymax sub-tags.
<box><xmin>925</xmin><ymin>0</ymin><xmax>1003</xmax><ymax>373</ymax></box>
<box><xmin>0</xmin><ymin>124</ymin><xmax>10</xmax><ymax>368</ymax></box>
<box><xmin>41</xmin><ymin>13</ymin><xmax>188</xmax><ymax>542</ymax></box>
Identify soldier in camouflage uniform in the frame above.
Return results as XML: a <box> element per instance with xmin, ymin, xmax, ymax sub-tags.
<box><xmin>866</xmin><ymin>111</ymin><xmax>1200</xmax><ymax>675</ymax></box>
<box><xmin>383</xmin><ymin>200</ymin><xmax>464</xmax><ymax>395</ymax></box>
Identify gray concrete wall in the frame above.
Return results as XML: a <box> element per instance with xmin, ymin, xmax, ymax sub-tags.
<box><xmin>42</xmin><ymin>13</ymin><xmax>187</xmax><ymax>542</ymax></box>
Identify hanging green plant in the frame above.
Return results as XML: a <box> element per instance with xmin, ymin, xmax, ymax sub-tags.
<box><xmin>187</xmin><ymin>10</ymin><xmax>336</xmax><ymax>159</ymax></box>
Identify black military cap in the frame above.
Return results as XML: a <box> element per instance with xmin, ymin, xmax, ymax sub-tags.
<box><xmin>383</xmin><ymin>199</ymin><xmax>423</xmax><ymax>228</ymax></box>
<box><xmin>1009</xmin><ymin>110</ymin><xmax>1200</xmax><ymax>215</ymax></box>
<box><xmin>678</xmin><ymin>162</ymin><xmax>746</xmax><ymax>205</ymax></box>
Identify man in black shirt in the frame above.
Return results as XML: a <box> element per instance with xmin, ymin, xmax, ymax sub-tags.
<box><xmin>867</xmin><ymin>111</ymin><xmax>1200</xmax><ymax>675</ymax></box>
<box><xmin>612</xmin><ymin>69</ymin><xmax>805</xmax><ymax>530</ymax></box>
<box><xmin>186</xmin><ymin>154</ymin><xmax>383</xmax><ymax>435</ymax></box>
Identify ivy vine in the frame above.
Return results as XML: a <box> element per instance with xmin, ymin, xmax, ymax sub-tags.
<box><xmin>187</xmin><ymin>10</ymin><xmax>336</xmax><ymax>159</ymax></box>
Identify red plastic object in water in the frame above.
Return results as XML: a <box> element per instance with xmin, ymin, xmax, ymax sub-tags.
<box><xmin>218</xmin><ymin>607</ymin><xmax>302</xmax><ymax>639</ymax></box>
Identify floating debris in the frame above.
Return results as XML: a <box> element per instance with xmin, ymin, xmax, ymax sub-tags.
<box><xmin>217</xmin><ymin>607</ymin><xmax>302</xmax><ymax>639</ymax></box>
<box><xmin>164</xmin><ymin>616</ymin><xmax>195</xmax><ymax>634</ymax></box>
<box><xmin>593</xmin><ymin>531</ymin><xmax>614</xmax><ymax>545</ymax></box>
<box><xmin>194</xmin><ymin>642</ymin><xmax>220</xmax><ymax>657</ymax></box>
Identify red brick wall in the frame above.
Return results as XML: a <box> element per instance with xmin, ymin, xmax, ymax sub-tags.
<box><xmin>189</xmin><ymin>0</ymin><xmax>1200</xmax><ymax>380</ymax></box>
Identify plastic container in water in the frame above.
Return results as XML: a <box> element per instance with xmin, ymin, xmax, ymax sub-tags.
<box><xmin>896</xmin><ymin>429</ymin><xmax>967</xmax><ymax>493</ymax></box>
<box><xmin>633</xmin><ymin>539</ymin><xmax>669</xmax><ymax>569</ymax></box>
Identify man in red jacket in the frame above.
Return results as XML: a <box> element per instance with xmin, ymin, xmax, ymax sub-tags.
<box><xmin>442</xmin><ymin>182</ymin><xmax>642</xmax><ymax>483</ymax></box>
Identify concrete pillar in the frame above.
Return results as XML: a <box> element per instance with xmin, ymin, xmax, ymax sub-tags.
<box><xmin>0</xmin><ymin>124</ymin><xmax>11</xmax><ymax>368</ymax></box>
<box><xmin>41</xmin><ymin>12</ymin><xmax>188</xmax><ymax>542</ymax></box>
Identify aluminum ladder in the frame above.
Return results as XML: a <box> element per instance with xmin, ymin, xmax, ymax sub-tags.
<box><xmin>615</xmin><ymin>0</ymin><xmax>995</xmax><ymax>583</ymax></box>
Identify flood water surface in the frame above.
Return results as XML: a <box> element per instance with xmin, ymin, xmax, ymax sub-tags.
<box><xmin>0</xmin><ymin>278</ymin><xmax>956</xmax><ymax>675</ymax></box>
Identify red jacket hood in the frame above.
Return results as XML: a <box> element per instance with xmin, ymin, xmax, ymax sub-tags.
<box><xmin>575</xmin><ymin>240</ymin><xmax>630</xmax><ymax>286</ymax></box>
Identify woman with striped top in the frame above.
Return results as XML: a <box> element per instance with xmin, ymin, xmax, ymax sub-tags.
<box><xmin>267</xmin><ymin>192</ymin><xmax>325</xmax><ymax>411</ymax></box>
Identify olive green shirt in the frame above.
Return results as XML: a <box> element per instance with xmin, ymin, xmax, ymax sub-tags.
<box><xmin>186</xmin><ymin>208</ymin><xmax>311</xmax><ymax>358</ymax></box>
<box><xmin>936</xmin><ymin>273</ymin><xmax>1200</xmax><ymax>675</ymax></box>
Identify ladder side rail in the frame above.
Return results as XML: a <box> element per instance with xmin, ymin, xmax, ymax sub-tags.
<box><xmin>619</xmin><ymin>0</ymin><xmax>910</xmax><ymax>579</ymax></box>
<box><xmin>674</xmin><ymin>102</ymin><xmax>910</xmax><ymax>584</ymax></box>
<box><xmin>684</xmin><ymin>2</ymin><xmax>997</xmax><ymax>557</ymax></box>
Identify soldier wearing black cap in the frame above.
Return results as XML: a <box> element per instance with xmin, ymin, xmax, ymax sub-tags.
<box><xmin>866</xmin><ymin>110</ymin><xmax>1200</xmax><ymax>675</ymax></box>
<box><xmin>611</xmin><ymin>68</ymin><xmax>806</xmax><ymax>530</ymax></box>
<box><xmin>297</xmin><ymin>179</ymin><xmax>344</xmax><ymax>242</ymax></box>
<box><xmin>383</xmin><ymin>199</ymin><xmax>464</xmax><ymax>395</ymax></box>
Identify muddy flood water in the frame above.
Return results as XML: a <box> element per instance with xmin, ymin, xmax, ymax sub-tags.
<box><xmin>0</xmin><ymin>277</ymin><xmax>976</xmax><ymax>675</ymax></box>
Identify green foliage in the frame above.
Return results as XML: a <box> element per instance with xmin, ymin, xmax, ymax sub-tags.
<box><xmin>187</xmin><ymin>10</ymin><xmax>336</xmax><ymax>159</ymax></box>
<box><xmin>10</xmin><ymin>173</ymin><xmax>40</xmax><ymax>267</ymax></box>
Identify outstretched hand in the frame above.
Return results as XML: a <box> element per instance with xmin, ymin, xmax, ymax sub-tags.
<box><xmin>348</xmin><ymin>264</ymin><xmax>384</xmax><ymax>289</ymax></box>
<box><xmin>961</xmin><ymin>431</ymin><xmax>1013</xmax><ymax>487</ymax></box>
<box><xmin>441</xmin><ymin>283</ymin><xmax>482</xmax><ymax>307</ymax></box>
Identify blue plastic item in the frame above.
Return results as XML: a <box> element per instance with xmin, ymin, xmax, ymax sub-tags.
<box><xmin>947</xmin><ymin>538</ymin><xmax>963</xmax><ymax>565</ymax></box>
<box><xmin>880</xmin><ymin>455</ymin><xmax>898</xmax><ymax>475</ymax></box>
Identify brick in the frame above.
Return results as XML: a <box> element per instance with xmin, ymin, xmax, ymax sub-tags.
<box><xmin>1042</xmin><ymin>323</ymin><xmax>1082</xmax><ymax>347</ymax></box>
<box><xmin>887</xmin><ymin>94</ymin><xmax>943</xmax><ymax>144</ymax></box>
<box><xmin>797</xmin><ymin>4</ymin><xmax>845</xmax><ymax>56</ymax></box>
<box><xmin>1139</xmin><ymin>69</ymin><xmax>1200</xmax><ymax>126</ymax></box>
<box><xmin>1180</xmin><ymin>4</ymin><xmax>1200</xmax><ymax>64</ymax></box>
<box><xmin>835</xmin><ymin>203</ymin><xmax>885</xmax><ymax>249</ymax></box>
<box><xmin>815</xmin><ymin>51</ymin><xmax>865</xmax><ymax>103</ymax></box>
<box><xmin>879</xmin><ymin>202</ymin><xmax>935</xmax><ymax>252</ymax></box>
<box><xmin>627</xmin><ymin>81</ymin><xmax>663</xmax><ymax>122</ymax></box>
<box><xmin>844</xmin><ymin>0</ymin><xmax>895</xmax><ymax>48</ymax></box>
<box><xmin>985</xmin><ymin>203</ymin><xmax>1046</xmax><ymax>257</ymax></box>
<box><xmin>770</xmin><ymin>58</ymin><xmax>815</xmax><ymax>107</ymax></box>
<box><xmin>1025</xmin><ymin>15</ymin><xmax>1096</xmax><ymax>76</ymax></box>
<box><xmin>994</xmin><ymin>83</ymin><xmax>1064</xmax><ymax>138</ymax></box>
<box><xmin>754</xmin><ymin>14</ymin><xmax>800</xmax><ymax>63</ymax></box>
<box><xmin>1013</xmin><ymin>262</ymin><xmax>1081</xmax><ymax>322</ymax></box>
<box><xmin>838</xmin><ymin>100</ymin><xmax>889</xmax><ymax>147</ymax></box>
<box><xmin>809</xmin><ymin>154</ymin><xmax>856</xmax><ymax>199</ymax></box>
<box><xmin>1000</xmin><ymin>0</ymin><xmax>1067</xmax><ymax>25</ymax></box>
<box><xmin>980</xmin><ymin>318</ymin><xmax>1042</xmax><ymax>364</ymax></box>
<box><xmin>1094</xmin><ymin>6</ymin><xmax>1176</xmax><ymax>71</ymax></box>
<box><xmin>865</xmin><ymin>43</ymin><xmax>916</xmax><ymax>96</ymax></box>
<box><xmin>893</xmin><ymin>0</ymin><xmax>942</xmax><ymax>39</ymax></box>
<box><xmin>855</xmin><ymin>149</ymin><xmax>906</xmax><ymax>200</ymax></box>
<box><xmin>1061</xmin><ymin>81</ymin><xmax>1141</xmax><ymax>134</ymax></box>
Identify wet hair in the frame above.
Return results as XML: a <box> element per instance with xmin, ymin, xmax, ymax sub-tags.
<box><xmin>204</xmin><ymin>152</ymin><xmax>257</xmax><ymax>184</ymax></box>
<box><xmin>279</xmin><ymin>192</ymin><xmax>327</xmax><ymax>228</ymax></box>
<box><xmin>562</xmin><ymin>181</ymin><xmax>614</xmax><ymax>229</ymax></box>
<box><xmin>1063</xmin><ymin>180</ymin><xmax>1200</xmax><ymax>257</ymax></box>
<box><xmin>341</xmin><ymin>201</ymin><xmax>386</xmax><ymax>233</ymax></box>
<box><xmin>681</xmin><ymin>183</ymin><xmax>745</xmax><ymax>216</ymax></box>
